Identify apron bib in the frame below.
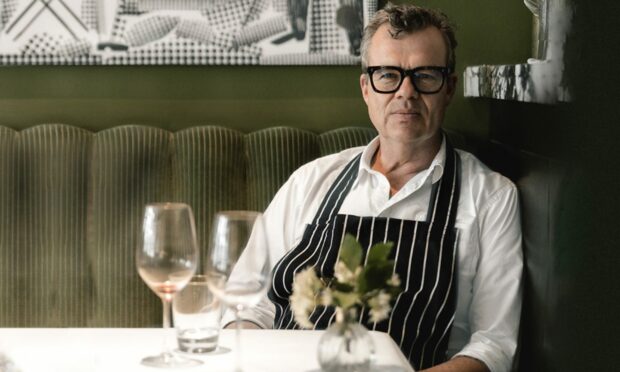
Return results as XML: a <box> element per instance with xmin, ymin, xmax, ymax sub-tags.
<box><xmin>268</xmin><ymin>139</ymin><xmax>461</xmax><ymax>369</ymax></box>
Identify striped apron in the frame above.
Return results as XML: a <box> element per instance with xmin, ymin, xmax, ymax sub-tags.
<box><xmin>268</xmin><ymin>140</ymin><xmax>461</xmax><ymax>370</ymax></box>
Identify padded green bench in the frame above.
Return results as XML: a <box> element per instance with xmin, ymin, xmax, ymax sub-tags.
<box><xmin>0</xmin><ymin>124</ymin><xmax>377</xmax><ymax>328</ymax></box>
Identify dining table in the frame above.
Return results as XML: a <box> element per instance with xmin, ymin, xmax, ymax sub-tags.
<box><xmin>0</xmin><ymin>328</ymin><xmax>415</xmax><ymax>372</ymax></box>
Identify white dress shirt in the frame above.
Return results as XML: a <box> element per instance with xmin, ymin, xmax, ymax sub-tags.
<box><xmin>230</xmin><ymin>136</ymin><xmax>522</xmax><ymax>372</ymax></box>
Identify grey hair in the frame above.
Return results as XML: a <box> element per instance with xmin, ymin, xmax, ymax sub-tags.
<box><xmin>360</xmin><ymin>3</ymin><xmax>457</xmax><ymax>72</ymax></box>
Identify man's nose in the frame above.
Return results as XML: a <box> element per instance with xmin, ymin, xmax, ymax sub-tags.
<box><xmin>396</xmin><ymin>75</ymin><xmax>420</xmax><ymax>99</ymax></box>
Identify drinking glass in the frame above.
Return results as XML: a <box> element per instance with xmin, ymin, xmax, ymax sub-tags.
<box><xmin>206</xmin><ymin>211</ymin><xmax>271</xmax><ymax>372</ymax></box>
<box><xmin>173</xmin><ymin>275</ymin><xmax>223</xmax><ymax>354</ymax></box>
<box><xmin>136</xmin><ymin>203</ymin><xmax>201</xmax><ymax>368</ymax></box>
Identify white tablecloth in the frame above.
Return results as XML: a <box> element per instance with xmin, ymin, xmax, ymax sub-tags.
<box><xmin>0</xmin><ymin>328</ymin><xmax>415</xmax><ymax>372</ymax></box>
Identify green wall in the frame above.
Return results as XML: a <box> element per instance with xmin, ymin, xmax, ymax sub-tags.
<box><xmin>484</xmin><ymin>1</ymin><xmax>620</xmax><ymax>370</ymax></box>
<box><xmin>0</xmin><ymin>1</ymin><xmax>531</xmax><ymax>136</ymax></box>
<box><xmin>395</xmin><ymin>0</ymin><xmax>532</xmax><ymax>139</ymax></box>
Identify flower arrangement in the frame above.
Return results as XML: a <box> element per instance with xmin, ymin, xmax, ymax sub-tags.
<box><xmin>290</xmin><ymin>234</ymin><xmax>401</xmax><ymax>328</ymax></box>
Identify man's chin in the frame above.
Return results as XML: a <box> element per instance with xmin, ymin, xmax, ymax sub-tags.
<box><xmin>379</xmin><ymin>125</ymin><xmax>441</xmax><ymax>145</ymax></box>
<box><xmin>385</xmin><ymin>119</ymin><xmax>425</xmax><ymax>134</ymax></box>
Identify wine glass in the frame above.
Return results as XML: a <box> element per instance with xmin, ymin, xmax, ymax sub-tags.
<box><xmin>136</xmin><ymin>202</ymin><xmax>201</xmax><ymax>368</ymax></box>
<box><xmin>206</xmin><ymin>211</ymin><xmax>271</xmax><ymax>372</ymax></box>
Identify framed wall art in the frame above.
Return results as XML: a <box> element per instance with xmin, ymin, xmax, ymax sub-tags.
<box><xmin>0</xmin><ymin>0</ymin><xmax>377</xmax><ymax>65</ymax></box>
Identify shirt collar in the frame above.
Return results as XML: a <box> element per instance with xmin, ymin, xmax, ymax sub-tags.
<box><xmin>359</xmin><ymin>135</ymin><xmax>446</xmax><ymax>184</ymax></box>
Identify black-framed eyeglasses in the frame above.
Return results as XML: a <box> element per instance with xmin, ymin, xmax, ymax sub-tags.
<box><xmin>366</xmin><ymin>66</ymin><xmax>451</xmax><ymax>94</ymax></box>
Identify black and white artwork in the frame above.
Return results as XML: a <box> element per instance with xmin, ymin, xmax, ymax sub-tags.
<box><xmin>0</xmin><ymin>0</ymin><xmax>377</xmax><ymax>65</ymax></box>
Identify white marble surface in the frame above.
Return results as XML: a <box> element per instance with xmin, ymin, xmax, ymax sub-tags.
<box><xmin>463</xmin><ymin>60</ymin><xmax>570</xmax><ymax>104</ymax></box>
<box><xmin>463</xmin><ymin>0</ymin><xmax>572</xmax><ymax>104</ymax></box>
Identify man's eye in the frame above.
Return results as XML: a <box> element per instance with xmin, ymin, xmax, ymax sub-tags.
<box><xmin>415</xmin><ymin>72</ymin><xmax>441</xmax><ymax>81</ymax></box>
<box><xmin>416</xmin><ymin>73</ymin><xmax>436</xmax><ymax>80</ymax></box>
<box><xmin>377</xmin><ymin>71</ymin><xmax>400</xmax><ymax>81</ymax></box>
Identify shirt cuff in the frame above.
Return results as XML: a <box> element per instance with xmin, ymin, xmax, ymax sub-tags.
<box><xmin>452</xmin><ymin>340</ymin><xmax>512</xmax><ymax>372</ymax></box>
<box><xmin>222</xmin><ymin>318</ymin><xmax>264</xmax><ymax>329</ymax></box>
<box><xmin>220</xmin><ymin>308</ymin><xmax>273</xmax><ymax>329</ymax></box>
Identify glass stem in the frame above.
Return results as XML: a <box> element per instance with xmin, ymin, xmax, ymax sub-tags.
<box><xmin>162</xmin><ymin>296</ymin><xmax>173</xmax><ymax>360</ymax></box>
<box><xmin>234</xmin><ymin>306</ymin><xmax>243</xmax><ymax>372</ymax></box>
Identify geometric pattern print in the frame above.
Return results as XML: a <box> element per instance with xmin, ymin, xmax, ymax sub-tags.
<box><xmin>81</xmin><ymin>0</ymin><xmax>98</xmax><ymax>30</ymax></box>
<box><xmin>203</xmin><ymin>0</ymin><xmax>254</xmax><ymax>33</ymax></box>
<box><xmin>136</xmin><ymin>0</ymin><xmax>211</xmax><ymax>12</ymax></box>
<box><xmin>110</xmin><ymin>15</ymin><xmax>129</xmax><ymax>43</ymax></box>
<box><xmin>259</xmin><ymin>52</ymin><xmax>359</xmax><ymax>65</ymax></box>
<box><xmin>17</xmin><ymin>33</ymin><xmax>94</xmax><ymax>63</ymax></box>
<box><xmin>234</xmin><ymin>15</ymin><xmax>287</xmax><ymax>47</ymax></box>
<box><xmin>246</xmin><ymin>0</ymin><xmax>269</xmax><ymax>23</ymax></box>
<box><xmin>124</xmin><ymin>15</ymin><xmax>179</xmax><ymax>47</ymax></box>
<box><xmin>269</xmin><ymin>141</ymin><xmax>461</xmax><ymax>370</ymax></box>
<box><xmin>105</xmin><ymin>36</ymin><xmax>260</xmax><ymax>65</ymax></box>
<box><xmin>309</xmin><ymin>0</ymin><xmax>345</xmax><ymax>53</ymax></box>
<box><xmin>175</xmin><ymin>19</ymin><xmax>216</xmax><ymax>43</ymax></box>
<box><xmin>271</xmin><ymin>0</ymin><xmax>287</xmax><ymax>12</ymax></box>
<box><xmin>20</xmin><ymin>33</ymin><xmax>64</xmax><ymax>56</ymax></box>
<box><xmin>0</xmin><ymin>53</ymin><xmax>101</xmax><ymax>65</ymax></box>
<box><xmin>2</xmin><ymin>33</ymin><xmax>261</xmax><ymax>66</ymax></box>
<box><xmin>117</xmin><ymin>0</ymin><xmax>143</xmax><ymax>15</ymax></box>
<box><xmin>363</xmin><ymin>0</ymin><xmax>378</xmax><ymax>27</ymax></box>
<box><xmin>0</xmin><ymin>0</ymin><xmax>372</xmax><ymax>65</ymax></box>
<box><xmin>56</xmin><ymin>38</ymin><xmax>91</xmax><ymax>58</ymax></box>
<box><xmin>175</xmin><ymin>19</ymin><xmax>234</xmax><ymax>49</ymax></box>
<box><xmin>0</xmin><ymin>0</ymin><xmax>19</xmax><ymax>30</ymax></box>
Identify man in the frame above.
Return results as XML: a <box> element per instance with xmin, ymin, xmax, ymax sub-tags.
<box><xmin>230</xmin><ymin>4</ymin><xmax>522</xmax><ymax>372</ymax></box>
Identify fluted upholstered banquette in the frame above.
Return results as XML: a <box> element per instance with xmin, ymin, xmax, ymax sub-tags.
<box><xmin>0</xmin><ymin>124</ymin><xmax>382</xmax><ymax>328</ymax></box>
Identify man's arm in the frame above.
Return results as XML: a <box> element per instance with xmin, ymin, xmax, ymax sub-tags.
<box><xmin>224</xmin><ymin>321</ymin><xmax>262</xmax><ymax>329</ymax></box>
<box><xmin>451</xmin><ymin>181</ymin><xmax>523</xmax><ymax>372</ymax></box>
<box><xmin>421</xmin><ymin>356</ymin><xmax>489</xmax><ymax>372</ymax></box>
<box><xmin>220</xmin><ymin>167</ymin><xmax>313</xmax><ymax>329</ymax></box>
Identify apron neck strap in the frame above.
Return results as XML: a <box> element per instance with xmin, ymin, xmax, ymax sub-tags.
<box><xmin>425</xmin><ymin>135</ymin><xmax>461</xmax><ymax>232</ymax></box>
<box><xmin>311</xmin><ymin>153</ymin><xmax>362</xmax><ymax>225</ymax></box>
<box><xmin>312</xmin><ymin>133</ymin><xmax>461</xmax><ymax>227</ymax></box>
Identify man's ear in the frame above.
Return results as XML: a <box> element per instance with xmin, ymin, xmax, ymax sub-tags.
<box><xmin>360</xmin><ymin>73</ymin><xmax>370</xmax><ymax>105</ymax></box>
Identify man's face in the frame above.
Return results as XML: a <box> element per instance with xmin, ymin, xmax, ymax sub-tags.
<box><xmin>360</xmin><ymin>25</ymin><xmax>457</xmax><ymax>147</ymax></box>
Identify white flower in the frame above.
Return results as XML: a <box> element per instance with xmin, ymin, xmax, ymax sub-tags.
<box><xmin>387</xmin><ymin>273</ymin><xmax>401</xmax><ymax>287</ymax></box>
<box><xmin>294</xmin><ymin>267</ymin><xmax>323</xmax><ymax>294</ymax></box>
<box><xmin>368</xmin><ymin>290</ymin><xmax>392</xmax><ymax>323</ymax></box>
<box><xmin>290</xmin><ymin>267</ymin><xmax>324</xmax><ymax>328</ymax></box>
<box><xmin>320</xmin><ymin>287</ymin><xmax>333</xmax><ymax>307</ymax></box>
<box><xmin>334</xmin><ymin>261</ymin><xmax>360</xmax><ymax>285</ymax></box>
<box><xmin>290</xmin><ymin>292</ymin><xmax>315</xmax><ymax>328</ymax></box>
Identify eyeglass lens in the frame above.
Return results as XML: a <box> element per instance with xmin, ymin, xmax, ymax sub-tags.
<box><xmin>370</xmin><ymin>67</ymin><xmax>445</xmax><ymax>93</ymax></box>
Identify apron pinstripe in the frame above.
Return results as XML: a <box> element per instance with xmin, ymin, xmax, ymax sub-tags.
<box><xmin>268</xmin><ymin>139</ymin><xmax>461</xmax><ymax>370</ymax></box>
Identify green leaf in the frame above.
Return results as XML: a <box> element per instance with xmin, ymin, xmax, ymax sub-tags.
<box><xmin>332</xmin><ymin>290</ymin><xmax>360</xmax><ymax>310</ymax></box>
<box><xmin>339</xmin><ymin>234</ymin><xmax>362</xmax><ymax>272</ymax></box>
<box><xmin>332</xmin><ymin>281</ymin><xmax>355</xmax><ymax>293</ymax></box>
<box><xmin>366</xmin><ymin>242</ymin><xmax>394</xmax><ymax>266</ymax></box>
<box><xmin>358</xmin><ymin>262</ymin><xmax>394</xmax><ymax>293</ymax></box>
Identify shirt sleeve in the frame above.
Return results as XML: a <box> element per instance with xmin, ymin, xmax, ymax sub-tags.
<box><xmin>220</xmin><ymin>170</ymin><xmax>307</xmax><ymax>329</ymax></box>
<box><xmin>453</xmin><ymin>183</ymin><xmax>523</xmax><ymax>372</ymax></box>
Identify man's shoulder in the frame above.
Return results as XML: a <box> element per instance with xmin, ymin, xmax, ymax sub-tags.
<box><xmin>274</xmin><ymin>146</ymin><xmax>365</xmax><ymax>206</ymax></box>
<box><xmin>457</xmin><ymin>149</ymin><xmax>517</xmax><ymax>196</ymax></box>
<box><xmin>291</xmin><ymin>146</ymin><xmax>365</xmax><ymax>180</ymax></box>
